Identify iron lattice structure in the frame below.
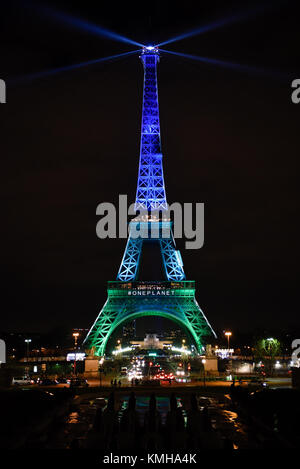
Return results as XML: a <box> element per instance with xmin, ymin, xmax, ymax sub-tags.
<box><xmin>117</xmin><ymin>221</ymin><xmax>185</xmax><ymax>282</ymax></box>
<box><xmin>85</xmin><ymin>282</ymin><xmax>215</xmax><ymax>355</ymax></box>
<box><xmin>135</xmin><ymin>50</ymin><xmax>167</xmax><ymax>212</ymax></box>
<box><xmin>84</xmin><ymin>47</ymin><xmax>216</xmax><ymax>356</ymax></box>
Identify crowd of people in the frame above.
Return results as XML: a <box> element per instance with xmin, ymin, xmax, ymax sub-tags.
<box><xmin>110</xmin><ymin>379</ymin><xmax>122</xmax><ymax>387</ymax></box>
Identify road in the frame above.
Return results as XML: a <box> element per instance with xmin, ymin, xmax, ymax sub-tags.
<box><xmin>13</xmin><ymin>376</ymin><xmax>292</xmax><ymax>391</ymax></box>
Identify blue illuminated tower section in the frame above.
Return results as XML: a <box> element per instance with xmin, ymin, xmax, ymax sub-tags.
<box><xmin>117</xmin><ymin>47</ymin><xmax>185</xmax><ymax>282</ymax></box>
<box><xmin>135</xmin><ymin>48</ymin><xmax>167</xmax><ymax>211</ymax></box>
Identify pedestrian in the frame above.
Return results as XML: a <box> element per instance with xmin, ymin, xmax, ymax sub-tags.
<box><xmin>118</xmin><ymin>379</ymin><xmax>121</xmax><ymax>387</ymax></box>
<box><xmin>114</xmin><ymin>378</ymin><xmax>117</xmax><ymax>387</ymax></box>
<box><xmin>111</xmin><ymin>379</ymin><xmax>114</xmax><ymax>387</ymax></box>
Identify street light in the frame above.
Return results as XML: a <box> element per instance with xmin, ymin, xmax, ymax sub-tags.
<box><xmin>73</xmin><ymin>332</ymin><xmax>79</xmax><ymax>350</ymax></box>
<box><xmin>99</xmin><ymin>357</ymin><xmax>104</xmax><ymax>387</ymax></box>
<box><xmin>24</xmin><ymin>339</ymin><xmax>31</xmax><ymax>377</ymax></box>
<box><xmin>202</xmin><ymin>358</ymin><xmax>206</xmax><ymax>387</ymax></box>
<box><xmin>72</xmin><ymin>333</ymin><xmax>80</xmax><ymax>375</ymax></box>
<box><xmin>24</xmin><ymin>339</ymin><xmax>32</xmax><ymax>362</ymax></box>
<box><xmin>225</xmin><ymin>331</ymin><xmax>232</xmax><ymax>350</ymax></box>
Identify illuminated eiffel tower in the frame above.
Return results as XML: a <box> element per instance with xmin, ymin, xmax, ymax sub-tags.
<box><xmin>84</xmin><ymin>46</ymin><xmax>215</xmax><ymax>356</ymax></box>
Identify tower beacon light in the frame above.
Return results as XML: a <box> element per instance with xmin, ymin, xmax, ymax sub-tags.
<box><xmin>142</xmin><ymin>45</ymin><xmax>159</xmax><ymax>54</ymax></box>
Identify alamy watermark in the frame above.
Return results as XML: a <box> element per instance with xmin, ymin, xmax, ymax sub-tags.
<box><xmin>0</xmin><ymin>339</ymin><xmax>6</xmax><ymax>364</ymax></box>
<box><xmin>0</xmin><ymin>79</ymin><xmax>6</xmax><ymax>103</ymax></box>
<box><xmin>291</xmin><ymin>339</ymin><xmax>300</xmax><ymax>364</ymax></box>
<box><xmin>96</xmin><ymin>195</ymin><xmax>204</xmax><ymax>250</ymax></box>
<box><xmin>291</xmin><ymin>79</ymin><xmax>300</xmax><ymax>104</ymax></box>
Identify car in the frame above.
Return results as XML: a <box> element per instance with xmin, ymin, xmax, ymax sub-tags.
<box><xmin>95</xmin><ymin>397</ymin><xmax>107</xmax><ymax>407</ymax></box>
<box><xmin>69</xmin><ymin>378</ymin><xmax>89</xmax><ymax>388</ymax></box>
<box><xmin>57</xmin><ymin>377</ymin><xmax>71</xmax><ymax>384</ymax></box>
<box><xmin>38</xmin><ymin>378</ymin><xmax>59</xmax><ymax>386</ymax></box>
<box><xmin>30</xmin><ymin>377</ymin><xmax>40</xmax><ymax>384</ymax></box>
<box><xmin>12</xmin><ymin>376</ymin><xmax>33</xmax><ymax>386</ymax></box>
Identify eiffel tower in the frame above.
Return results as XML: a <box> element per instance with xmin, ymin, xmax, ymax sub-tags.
<box><xmin>84</xmin><ymin>46</ymin><xmax>216</xmax><ymax>356</ymax></box>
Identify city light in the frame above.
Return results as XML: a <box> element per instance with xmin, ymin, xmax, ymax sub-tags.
<box><xmin>215</xmin><ymin>348</ymin><xmax>234</xmax><ymax>359</ymax></box>
<box><xmin>112</xmin><ymin>346</ymin><xmax>132</xmax><ymax>355</ymax></box>
<box><xmin>225</xmin><ymin>331</ymin><xmax>232</xmax><ymax>349</ymax></box>
<box><xmin>73</xmin><ymin>332</ymin><xmax>79</xmax><ymax>349</ymax></box>
<box><xmin>24</xmin><ymin>339</ymin><xmax>32</xmax><ymax>363</ymax></box>
<box><xmin>66</xmin><ymin>352</ymin><xmax>85</xmax><ymax>361</ymax></box>
<box><xmin>171</xmin><ymin>346</ymin><xmax>191</xmax><ymax>355</ymax></box>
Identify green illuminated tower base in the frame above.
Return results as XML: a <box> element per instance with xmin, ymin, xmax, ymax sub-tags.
<box><xmin>84</xmin><ymin>281</ymin><xmax>215</xmax><ymax>356</ymax></box>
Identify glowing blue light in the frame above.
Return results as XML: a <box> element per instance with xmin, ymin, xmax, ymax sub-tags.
<box><xmin>39</xmin><ymin>5</ymin><xmax>143</xmax><ymax>47</ymax></box>
<box><xmin>158</xmin><ymin>5</ymin><xmax>268</xmax><ymax>47</ymax></box>
<box><xmin>10</xmin><ymin>50</ymin><xmax>139</xmax><ymax>83</ymax></box>
<box><xmin>117</xmin><ymin>49</ymin><xmax>186</xmax><ymax>283</ymax></box>
<box><xmin>161</xmin><ymin>49</ymin><xmax>288</xmax><ymax>80</ymax></box>
<box><xmin>141</xmin><ymin>46</ymin><xmax>159</xmax><ymax>55</ymax></box>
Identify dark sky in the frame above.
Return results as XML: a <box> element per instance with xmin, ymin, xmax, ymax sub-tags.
<box><xmin>1</xmin><ymin>0</ymin><xmax>299</xmax><ymax>337</ymax></box>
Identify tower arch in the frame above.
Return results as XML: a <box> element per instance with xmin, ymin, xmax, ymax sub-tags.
<box><xmin>100</xmin><ymin>308</ymin><xmax>201</xmax><ymax>355</ymax></box>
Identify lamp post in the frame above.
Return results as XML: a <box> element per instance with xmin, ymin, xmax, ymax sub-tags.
<box><xmin>72</xmin><ymin>333</ymin><xmax>79</xmax><ymax>375</ymax></box>
<box><xmin>24</xmin><ymin>339</ymin><xmax>31</xmax><ymax>378</ymax></box>
<box><xmin>181</xmin><ymin>339</ymin><xmax>187</xmax><ymax>372</ymax></box>
<box><xmin>73</xmin><ymin>332</ymin><xmax>79</xmax><ymax>349</ymax></box>
<box><xmin>99</xmin><ymin>357</ymin><xmax>104</xmax><ymax>387</ymax></box>
<box><xmin>225</xmin><ymin>331</ymin><xmax>232</xmax><ymax>351</ymax></box>
<box><xmin>25</xmin><ymin>339</ymin><xmax>31</xmax><ymax>361</ymax></box>
<box><xmin>202</xmin><ymin>358</ymin><xmax>206</xmax><ymax>387</ymax></box>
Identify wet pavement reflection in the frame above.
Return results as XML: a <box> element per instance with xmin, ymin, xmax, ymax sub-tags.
<box><xmin>46</xmin><ymin>392</ymin><xmax>255</xmax><ymax>449</ymax></box>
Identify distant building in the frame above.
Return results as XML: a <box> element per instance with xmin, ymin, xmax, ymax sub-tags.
<box><xmin>130</xmin><ymin>333</ymin><xmax>172</xmax><ymax>350</ymax></box>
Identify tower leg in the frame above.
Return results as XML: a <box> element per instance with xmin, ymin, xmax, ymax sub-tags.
<box><xmin>117</xmin><ymin>237</ymin><xmax>142</xmax><ymax>282</ymax></box>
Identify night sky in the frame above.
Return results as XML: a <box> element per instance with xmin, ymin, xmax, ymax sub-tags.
<box><xmin>1</xmin><ymin>0</ymin><xmax>299</xmax><ymax>337</ymax></box>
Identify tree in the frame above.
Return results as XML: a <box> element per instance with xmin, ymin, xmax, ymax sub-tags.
<box><xmin>254</xmin><ymin>337</ymin><xmax>281</xmax><ymax>375</ymax></box>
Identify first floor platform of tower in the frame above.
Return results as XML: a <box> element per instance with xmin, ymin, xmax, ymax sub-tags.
<box><xmin>84</xmin><ymin>281</ymin><xmax>216</xmax><ymax>357</ymax></box>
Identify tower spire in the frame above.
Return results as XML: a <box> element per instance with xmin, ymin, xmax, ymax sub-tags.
<box><xmin>135</xmin><ymin>46</ymin><xmax>167</xmax><ymax>212</ymax></box>
<box><xmin>117</xmin><ymin>46</ymin><xmax>185</xmax><ymax>283</ymax></box>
